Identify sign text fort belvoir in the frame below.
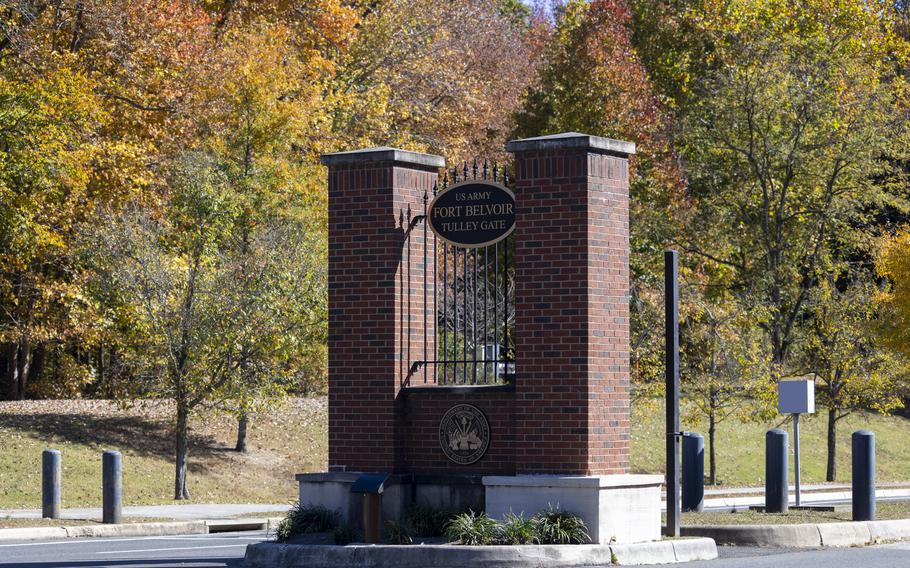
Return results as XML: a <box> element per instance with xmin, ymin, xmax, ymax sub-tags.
<box><xmin>428</xmin><ymin>180</ymin><xmax>515</xmax><ymax>248</ymax></box>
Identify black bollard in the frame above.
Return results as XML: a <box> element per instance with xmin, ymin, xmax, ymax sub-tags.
<box><xmin>852</xmin><ymin>430</ymin><xmax>875</xmax><ymax>521</ymax></box>
<box><xmin>765</xmin><ymin>429</ymin><xmax>788</xmax><ymax>513</ymax></box>
<box><xmin>42</xmin><ymin>449</ymin><xmax>61</xmax><ymax>519</ymax></box>
<box><xmin>682</xmin><ymin>432</ymin><xmax>704</xmax><ymax>512</ymax></box>
<box><xmin>103</xmin><ymin>450</ymin><xmax>122</xmax><ymax>524</ymax></box>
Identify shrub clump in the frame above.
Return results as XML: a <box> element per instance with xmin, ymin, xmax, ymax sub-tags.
<box><xmin>532</xmin><ymin>505</ymin><xmax>590</xmax><ymax>544</ymax></box>
<box><xmin>274</xmin><ymin>503</ymin><xmax>340</xmax><ymax>542</ymax></box>
<box><xmin>444</xmin><ymin>506</ymin><xmax>589</xmax><ymax>546</ymax></box>
<box><xmin>444</xmin><ymin>510</ymin><xmax>500</xmax><ymax>545</ymax></box>
<box><xmin>497</xmin><ymin>512</ymin><xmax>538</xmax><ymax>544</ymax></box>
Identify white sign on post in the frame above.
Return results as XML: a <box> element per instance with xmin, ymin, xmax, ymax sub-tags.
<box><xmin>778</xmin><ymin>380</ymin><xmax>815</xmax><ymax>508</ymax></box>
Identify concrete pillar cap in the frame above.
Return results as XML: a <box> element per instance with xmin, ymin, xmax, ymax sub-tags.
<box><xmin>507</xmin><ymin>132</ymin><xmax>636</xmax><ymax>156</ymax></box>
<box><xmin>320</xmin><ymin>146</ymin><xmax>445</xmax><ymax>168</ymax></box>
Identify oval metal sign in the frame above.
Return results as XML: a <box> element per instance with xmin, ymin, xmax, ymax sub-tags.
<box><xmin>428</xmin><ymin>180</ymin><xmax>515</xmax><ymax>248</ymax></box>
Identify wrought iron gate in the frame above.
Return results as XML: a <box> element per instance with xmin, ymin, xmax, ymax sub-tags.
<box><xmin>408</xmin><ymin>161</ymin><xmax>515</xmax><ymax>386</ymax></box>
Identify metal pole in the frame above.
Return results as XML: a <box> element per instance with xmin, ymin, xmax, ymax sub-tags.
<box><xmin>793</xmin><ymin>413</ymin><xmax>801</xmax><ymax>507</ymax></box>
<box><xmin>423</xmin><ymin>189</ymin><xmax>428</xmax><ymax>385</ymax></box>
<box><xmin>664</xmin><ymin>250</ymin><xmax>680</xmax><ymax>537</ymax></box>
<box><xmin>103</xmin><ymin>450</ymin><xmax>122</xmax><ymax>524</ymax></box>
<box><xmin>42</xmin><ymin>449</ymin><xmax>61</xmax><ymax>519</ymax></box>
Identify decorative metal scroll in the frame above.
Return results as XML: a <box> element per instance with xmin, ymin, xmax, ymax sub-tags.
<box><xmin>408</xmin><ymin>160</ymin><xmax>515</xmax><ymax>387</ymax></box>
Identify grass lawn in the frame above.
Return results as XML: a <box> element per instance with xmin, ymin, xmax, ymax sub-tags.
<box><xmin>676</xmin><ymin>501</ymin><xmax>910</xmax><ymax>525</ymax></box>
<box><xmin>631</xmin><ymin>401</ymin><xmax>910</xmax><ymax>486</ymax></box>
<box><xmin>0</xmin><ymin>398</ymin><xmax>326</xmax><ymax>509</ymax></box>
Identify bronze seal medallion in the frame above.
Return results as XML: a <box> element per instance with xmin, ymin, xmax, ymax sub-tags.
<box><xmin>439</xmin><ymin>404</ymin><xmax>490</xmax><ymax>465</ymax></box>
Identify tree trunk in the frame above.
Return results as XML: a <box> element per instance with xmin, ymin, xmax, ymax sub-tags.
<box><xmin>14</xmin><ymin>339</ymin><xmax>30</xmax><ymax>400</ymax></box>
<box><xmin>174</xmin><ymin>401</ymin><xmax>191</xmax><ymax>500</ymax></box>
<box><xmin>826</xmin><ymin>406</ymin><xmax>837</xmax><ymax>482</ymax></box>
<box><xmin>235</xmin><ymin>413</ymin><xmax>249</xmax><ymax>453</ymax></box>
<box><xmin>29</xmin><ymin>344</ymin><xmax>45</xmax><ymax>396</ymax></box>
<box><xmin>708</xmin><ymin>410</ymin><xmax>717</xmax><ymax>486</ymax></box>
<box><xmin>98</xmin><ymin>341</ymin><xmax>105</xmax><ymax>387</ymax></box>
<box><xmin>0</xmin><ymin>343</ymin><xmax>16</xmax><ymax>400</ymax></box>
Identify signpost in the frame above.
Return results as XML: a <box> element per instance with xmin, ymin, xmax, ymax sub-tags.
<box><xmin>778</xmin><ymin>380</ymin><xmax>815</xmax><ymax>507</ymax></box>
<box><xmin>427</xmin><ymin>180</ymin><xmax>515</xmax><ymax>248</ymax></box>
<box><xmin>665</xmin><ymin>250</ymin><xmax>681</xmax><ymax>537</ymax></box>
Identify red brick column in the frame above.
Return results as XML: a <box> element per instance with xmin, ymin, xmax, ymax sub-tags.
<box><xmin>322</xmin><ymin>147</ymin><xmax>443</xmax><ymax>473</ymax></box>
<box><xmin>507</xmin><ymin>133</ymin><xmax>635</xmax><ymax>475</ymax></box>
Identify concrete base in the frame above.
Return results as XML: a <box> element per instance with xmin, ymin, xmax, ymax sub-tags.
<box><xmin>243</xmin><ymin>538</ymin><xmax>718</xmax><ymax>567</ymax></box>
<box><xmin>296</xmin><ymin>473</ymin><xmax>484</xmax><ymax>528</ymax></box>
<box><xmin>483</xmin><ymin>475</ymin><xmax>664</xmax><ymax>544</ymax></box>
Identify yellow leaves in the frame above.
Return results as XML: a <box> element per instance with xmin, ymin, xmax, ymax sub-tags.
<box><xmin>876</xmin><ymin>227</ymin><xmax>910</xmax><ymax>360</ymax></box>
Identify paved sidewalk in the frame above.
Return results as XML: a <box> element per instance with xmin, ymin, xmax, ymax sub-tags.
<box><xmin>663</xmin><ymin>481</ymin><xmax>910</xmax><ymax>498</ymax></box>
<box><xmin>663</xmin><ymin>486</ymin><xmax>910</xmax><ymax>512</ymax></box>
<box><xmin>0</xmin><ymin>503</ymin><xmax>292</xmax><ymax>521</ymax></box>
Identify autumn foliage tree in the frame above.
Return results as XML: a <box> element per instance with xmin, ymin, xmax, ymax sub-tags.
<box><xmin>333</xmin><ymin>0</ymin><xmax>538</xmax><ymax>161</ymax></box>
<box><xmin>513</xmin><ymin>0</ymin><xmax>687</xmax><ymax>394</ymax></box>
<box><xmin>6</xmin><ymin>0</ymin><xmax>910</xmax><ymax>497</ymax></box>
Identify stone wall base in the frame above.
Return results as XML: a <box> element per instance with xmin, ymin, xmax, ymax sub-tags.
<box><xmin>296</xmin><ymin>472</ymin><xmax>484</xmax><ymax>528</ymax></box>
<box><xmin>483</xmin><ymin>474</ymin><xmax>664</xmax><ymax>544</ymax></box>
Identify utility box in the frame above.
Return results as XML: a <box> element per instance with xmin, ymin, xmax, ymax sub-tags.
<box><xmin>778</xmin><ymin>380</ymin><xmax>815</xmax><ymax>414</ymax></box>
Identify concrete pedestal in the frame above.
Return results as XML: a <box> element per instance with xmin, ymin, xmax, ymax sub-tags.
<box><xmin>296</xmin><ymin>472</ymin><xmax>484</xmax><ymax>528</ymax></box>
<box><xmin>483</xmin><ymin>474</ymin><xmax>664</xmax><ymax>544</ymax></box>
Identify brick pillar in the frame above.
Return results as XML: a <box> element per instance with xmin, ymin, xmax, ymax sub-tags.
<box><xmin>322</xmin><ymin>147</ymin><xmax>444</xmax><ymax>473</ymax></box>
<box><xmin>508</xmin><ymin>132</ymin><xmax>635</xmax><ymax>475</ymax></box>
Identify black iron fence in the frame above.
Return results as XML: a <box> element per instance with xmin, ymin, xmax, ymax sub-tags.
<box><xmin>407</xmin><ymin>161</ymin><xmax>515</xmax><ymax>386</ymax></box>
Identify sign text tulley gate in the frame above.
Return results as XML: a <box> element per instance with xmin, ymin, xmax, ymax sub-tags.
<box><xmin>428</xmin><ymin>180</ymin><xmax>516</xmax><ymax>248</ymax></box>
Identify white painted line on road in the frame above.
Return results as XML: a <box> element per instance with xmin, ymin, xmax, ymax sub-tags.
<box><xmin>0</xmin><ymin>534</ymin><xmax>265</xmax><ymax>548</ymax></box>
<box><xmin>97</xmin><ymin>544</ymin><xmax>249</xmax><ymax>554</ymax></box>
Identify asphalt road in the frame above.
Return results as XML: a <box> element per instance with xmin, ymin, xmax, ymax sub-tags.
<box><xmin>654</xmin><ymin>542</ymin><xmax>910</xmax><ymax>568</ymax></box>
<box><xmin>0</xmin><ymin>530</ymin><xmax>266</xmax><ymax>567</ymax></box>
<box><xmin>0</xmin><ymin>531</ymin><xmax>909</xmax><ymax>568</ymax></box>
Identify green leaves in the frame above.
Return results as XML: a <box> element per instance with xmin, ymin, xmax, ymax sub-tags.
<box><xmin>678</xmin><ymin>0</ymin><xmax>910</xmax><ymax>366</ymax></box>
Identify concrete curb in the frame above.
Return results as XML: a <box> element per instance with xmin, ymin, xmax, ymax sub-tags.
<box><xmin>0</xmin><ymin>521</ymin><xmax>207</xmax><ymax>541</ymax></box>
<box><xmin>681</xmin><ymin>518</ymin><xmax>910</xmax><ymax>548</ymax></box>
<box><xmin>242</xmin><ymin>538</ymin><xmax>717</xmax><ymax>567</ymax></box>
<box><xmin>0</xmin><ymin>517</ymin><xmax>284</xmax><ymax>542</ymax></box>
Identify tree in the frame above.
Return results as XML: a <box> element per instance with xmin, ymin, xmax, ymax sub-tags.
<box><xmin>197</xmin><ymin>17</ymin><xmax>334</xmax><ymax>450</ymax></box>
<box><xmin>0</xmin><ymin>60</ymin><xmax>126</xmax><ymax>400</ymax></box>
<box><xmin>85</xmin><ymin>153</ymin><xmax>326</xmax><ymax>498</ymax></box>
<box><xmin>680</xmin><ymin>288</ymin><xmax>774</xmax><ymax>485</ymax></box>
<box><xmin>332</xmin><ymin>0</ymin><xmax>538</xmax><ymax>161</ymax></box>
<box><xmin>797</xmin><ymin>279</ymin><xmax>905</xmax><ymax>481</ymax></box>
<box><xmin>679</xmin><ymin>0</ymin><xmax>910</xmax><ymax>374</ymax></box>
<box><xmin>0</xmin><ymin>0</ymin><xmax>218</xmax><ymax>398</ymax></box>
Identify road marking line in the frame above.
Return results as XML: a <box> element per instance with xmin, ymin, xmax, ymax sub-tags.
<box><xmin>0</xmin><ymin>534</ymin><xmax>265</xmax><ymax>548</ymax></box>
<box><xmin>97</xmin><ymin>544</ymin><xmax>249</xmax><ymax>554</ymax></box>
